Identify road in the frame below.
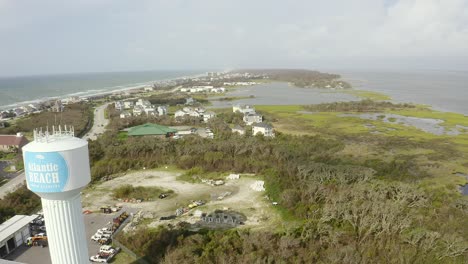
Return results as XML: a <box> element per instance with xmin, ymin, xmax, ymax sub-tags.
<box><xmin>0</xmin><ymin>102</ymin><xmax>111</xmax><ymax>198</ymax></box>
<box><xmin>0</xmin><ymin>172</ymin><xmax>25</xmax><ymax>199</ymax></box>
<box><xmin>83</xmin><ymin>102</ymin><xmax>111</xmax><ymax>141</ymax></box>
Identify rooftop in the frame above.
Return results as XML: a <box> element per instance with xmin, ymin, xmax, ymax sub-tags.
<box><xmin>0</xmin><ymin>134</ymin><xmax>29</xmax><ymax>147</ymax></box>
<box><xmin>0</xmin><ymin>215</ymin><xmax>38</xmax><ymax>242</ymax></box>
<box><xmin>253</xmin><ymin>123</ymin><xmax>272</xmax><ymax>129</ymax></box>
<box><xmin>128</xmin><ymin>123</ymin><xmax>178</xmax><ymax>136</ymax></box>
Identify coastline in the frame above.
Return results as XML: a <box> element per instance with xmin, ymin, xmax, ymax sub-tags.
<box><xmin>0</xmin><ymin>72</ymin><xmax>205</xmax><ymax>111</ymax></box>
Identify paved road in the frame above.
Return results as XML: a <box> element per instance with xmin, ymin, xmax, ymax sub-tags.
<box><xmin>0</xmin><ymin>102</ymin><xmax>110</xmax><ymax>198</ymax></box>
<box><xmin>83</xmin><ymin>102</ymin><xmax>111</xmax><ymax>141</ymax></box>
<box><xmin>0</xmin><ymin>172</ymin><xmax>25</xmax><ymax>199</ymax></box>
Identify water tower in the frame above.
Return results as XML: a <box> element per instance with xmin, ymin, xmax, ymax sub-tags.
<box><xmin>22</xmin><ymin>126</ymin><xmax>90</xmax><ymax>264</ymax></box>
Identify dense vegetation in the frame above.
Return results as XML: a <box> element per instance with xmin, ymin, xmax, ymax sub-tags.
<box><xmin>304</xmin><ymin>99</ymin><xmax>416</xmax><ymax>112</ymax></box>
<box><xmin>112</xmin><ymin>184</ymin><xmax>172</xmax><ymax>200</ymax></box>
<box><xmin>237</xmin><ymin>69</ymin><xmax>352</xmax><ymax>89</ymax></box>
<box><xmin>91</xmin><ymin>111</ymin><xmax>468</xmax><ymax>263</ymax></box>
<box><xmin>0</xmin><ymin>103</ymin><xmax>92</xmax><ymax>137</ymax></box>
<box><xmin>0</xmin><ymin>185</ymin><xmax>41</xmax><ymax>223</ymax></box>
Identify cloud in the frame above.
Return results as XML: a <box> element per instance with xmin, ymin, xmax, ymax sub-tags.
<box><xmin>0</xmin><ymin>0</ymin><xmax>467</xmax><ymax>76</ymax></box>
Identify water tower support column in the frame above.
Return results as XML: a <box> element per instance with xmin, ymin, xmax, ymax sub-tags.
<box><xmin>41</xmin><ymin>193</ymin><xmax>88</xmax><ymax>264</ymax></box>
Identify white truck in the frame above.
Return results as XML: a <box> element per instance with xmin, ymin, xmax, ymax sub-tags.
<box><xmin>99</xmin><ymin>245</ymin><xmax>121</xmax><ymax>255</ymax></box>
<box><xmin>91</xmin><ymin>233</ymin><xmax>111</xmax><ymax>242</ymax></box>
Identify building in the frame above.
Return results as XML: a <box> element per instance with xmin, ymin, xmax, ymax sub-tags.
<box><xmin>115</xmin><ymin>101</ymin><xmax>124</xmax><ymax>111</ymax></box>
<box><xmin>120</xmin><ymin>111</ymin><xmax>132</xmax><ymax>119</ymax></box>
<box><xmin>185</xmin><ymin>97</ymin><xmax>195</xmax><ymax>105</ymax></box>
<box><xmin>233</xmin><ymin>104</ymin><xmax>255</xmax><ymax>114</ymax></box>
<box><xmin>144</xmin><ymin>86</ymin><xmax>154</xmax><ymax>92</ymax></box>
<box><xmin>143</xmin><ymin>107</ymin><xmax>156</xmax><ymax>116</ymax></box>
<box><xmin>174</xmin><ymin>109</ymin><xmax>187</xmax><ymax>118</ymax></box>
<box><xmin>203</xmin><ymin>111</ymin><xmax>216</xmax><ymax>122</ymax></box>
<box><xmin>0</xmin><ymin>133</ymin><xmax>29</xmax><ymax>152</ymax></box>
<box><xmin>157</xmin><ymin>106</ymin><xmax>168</xmax><ymax>116</ymax></box>
<box><xmin>127</xmin><ymin>123</ymin><xmax>178</xmax><ymax>137</ymax></box>
<box><xmin>123</xmin><ymin>101</ymin><xmax>134</xmax><ymax>109</ymax></box>
<box><xmin>50</xmin><ymin>100</ymin><xmax>64</xmax><ymax>112</ymax></box>
<box><xmin>243</xmin><ymin>113</ymin><xmax>263</xmax><ymax>125</ymax></box>
<box><xmin>231</xmin><ymin>125</ymin><xmax>245</xmax><ymax>135</ymax></box>
<box><xmin>133</xmin><ymin>105</ymin><xmax>144</xmax><ymax>116</ymax></box>
<box><xmin>136</xmin><ymin>99</ymin><xmax>152</xmax><ymax>108</ymax></box>
<box><xmin>252</xmin><ymin>123</ymin><xmax>274</xmax><ymax>137</ymax></box>
<box><xmin>0</xmin><ymin>215</ymin><xmax>39</xmax><ymax>258</ymax></box>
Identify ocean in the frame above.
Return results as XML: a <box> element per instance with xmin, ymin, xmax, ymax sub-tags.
<box><xmin>1</xmin><ymin>70</ymin><xmax>467</xmax><ymax>115</ymax></box>
<box><xmin>338</xmin><ymin>70</ymin><xmax>468</xmax><ymax>115</ymax></box>
<box><xmin>0</xmin><ymin>71</ymin><xmax>201</xmax><ymax>110</ymax></box>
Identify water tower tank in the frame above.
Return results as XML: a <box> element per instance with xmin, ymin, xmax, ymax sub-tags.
<box><xmin>22</xmin><ymin>126</ymin><xmax>90</xmax><ymax>264</ymax></box>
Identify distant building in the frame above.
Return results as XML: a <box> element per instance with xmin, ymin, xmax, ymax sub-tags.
<box><xmin>203</xmin><ymin>111</ymin><xmax>216</xmax><ymax>122</ymax></box>
<box><xmin>233</xmin><ymin>104</ymin><xmax>255</xmax><ymax>114</ymax></box>
<box><xmin>157</xmin><ymin>106</ymin><xmax>168</xmax><ymax>116</ymax></box>
<box><xmin>143</xmin><ymin>107</ymin><xmax>156</xmax><ymax>116</ymax></box>
<box><xmin>185</xmin><ymin>97</ymin><xmax>195</xmax><ymax>105</ymax></box>
<box><xmin>133</xmin><ymin>105</ymin><xmax>144</xmax><ymax>116</ymax></box>
<box><xmin>120</xmin><ymin>111</ymin><xmax>132</xmax><ymax>119</ymax></box>
<box><xmin>174</xmin><ymin>110</ymin><xmax>187</xmax><ymax>118</ymax></box>
<box><xmin>115</xmin><ymin>101</ymin><xmax>124</xmax><ymax>111</ymax></box>
<box><xmin>51</xmin><ymin>100</ymin><xmax>64</xmax><ymax>112</ymax></box>
<box><xmin>252</xmin><ymin>123</ymin><xmax>274</xmax><ymax>137</ymax></box>
<box><xmin>13</xmin><ymin>108</ymin><xmax>25</xmax><ymax>117</ymax></box>
<box><xmin>127</xmin><ymin>123</ymin><xmax>177</xmax><ymax>137</ymax></box>
<box><xmin>136</xmin><ymin>99</ymin><xmax>152</xmax><ymax>108</ymax></box>
<box><xmin>144</xmin><ymin>86</ymin><xmax>154</xmax><ymax>92</ymax></box>
<box><xmin>243</xmin><ymin>113</ymin><xmax>263</xmax><ymax>125</ymax></box>
<box><xmin>231</xmin><ymin>125</ymin><xmax>245</xmax><ymax>135</ymax></box>
<box><xmin>0</xmin><ymin>133</ymin><xmax>29</xmax><ymax>152</ymax></box>
<box><xmin>123</xmin><ymin>101</ymin><xmax>134</xmax><ymax>109</ymax></box>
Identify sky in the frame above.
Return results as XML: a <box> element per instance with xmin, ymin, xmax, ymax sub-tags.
<box><xmin>0</xmin><ymin>0</ymin><xmax>468</xmax><ymax>76</ymax></box>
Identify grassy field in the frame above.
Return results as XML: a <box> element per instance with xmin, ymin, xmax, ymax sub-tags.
<box><xmin>342</xmin><ymin>89</ymin><xmax>392</xmax><ymax>100</ymax></box>
<box><xmin>256</xmin><ymin>104</ymin><xmax>468</xmax><ymax>193</ymax></box>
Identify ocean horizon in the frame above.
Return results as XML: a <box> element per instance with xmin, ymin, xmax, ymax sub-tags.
<box><xmin>0</xmin><ymin>70</ymin><xmax>203</xmax><ymax>110</ymax></box>
<box><xmin>0</xmin><ymin>69</ymin><xmax>467</xmax><ymax>115</ymax></box>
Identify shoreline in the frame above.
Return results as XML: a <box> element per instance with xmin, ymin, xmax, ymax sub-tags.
<box><xmin>0</xmin><ymin>72</ymin><xmax>205</xmax><ymax>111</ymax></box>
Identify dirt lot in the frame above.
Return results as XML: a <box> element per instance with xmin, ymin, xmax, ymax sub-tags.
<box><xmin>82</xmin><ymin>169</ymin><xmax>280</xmax><ymax>231</ymax></box>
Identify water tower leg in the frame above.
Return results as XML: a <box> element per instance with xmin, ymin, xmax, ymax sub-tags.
<box><xmin>41</xmin><ymin>194</ymin><xmax>89</xmax><ymax>264</ymax></box>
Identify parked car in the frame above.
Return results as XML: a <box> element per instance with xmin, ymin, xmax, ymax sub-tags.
<box><xmin>99</xmin><ymin>245</ymin><xmax>120</xmax><ymax>255</ymax></box>
<box><xmin>91</xmin><ymin>233</ymin><xmax>111</xmax><ymax>242</ymax></box>
<box><xmin>89</xmin><ymin>255</ymin><xmax>107</xmax><ymax>263</ymax></box>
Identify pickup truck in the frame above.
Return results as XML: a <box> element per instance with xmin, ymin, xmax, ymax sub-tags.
<box><xmin>91</xmin><ymin>233</ymin><xmax>111</xmax><ymax>242</ymax></box>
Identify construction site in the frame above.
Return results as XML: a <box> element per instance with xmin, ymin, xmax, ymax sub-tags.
<box><xmin>81</xmin><ymin>169</ymin><xmax>281</xmax><ymax>233</ymax></box>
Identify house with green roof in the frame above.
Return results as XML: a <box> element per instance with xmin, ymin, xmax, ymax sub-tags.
<box><xmin>127</xmin><ymin>123</ymin><xmax>178</xmax><ymax>138</ymax></box>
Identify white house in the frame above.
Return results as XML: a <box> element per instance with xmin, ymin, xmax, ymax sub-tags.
<box><xmin>157</xmin><ymin>106</ymin><xmax>168</xmax><ymax>116</ymax></box>
<box><xmin>120</xmin><ymin>111</ymin><xmax>132</xmax><ymax>119</ymax></box>
<box><xmin>233</xmin><ymin>104</ymin><xmax>255</xmax><ymax>114</ymax></box>
<box><xmin>144</xmin><ymin>107</ymin><xmax>156</xmax><ymax>116</ymax></box>
<box><xmin>252</xmin><ymin>123</ymin><xmax>274</xmax><ymax>137</ymax></box>
<box><xmin>123</xmin><ymin>101</ymin><xmax>134</xmax><ymax>109</ymax></box>
<box><xmin>243</xmin><ymin>113</ymin><xmax>263</xmax><ymax>125</ymax></box>
<box><xmin>203</xmin><ymin>111</ymin><xmax>216</xmax><ymax>122</ymax></box>
<box><xmin>210</xmin><ymin>87</ymin><xmax>226</xmax><ymax>93</ymax></box>
<box><xmin>136</xmin><ymin>99</ymin><xmax>152</xmax><ymax>107</ymax></box>
<box><xmin>231</xmin><ymin>125</ymin><xmax>245</xmax><ymax>135</ymax></box>
<box><xmin>175</xmin><ymin>110</ymin><xmax>188</xmax><ymax>118</ymax></box>
<box><xmin>115</xmin><ymin>101</ymin><xmax>124</xmax><ymax>111</ymax></box>
<box><xmin>144</xmin><ymin>86</ymin><xmax>154</xmax><ymax>92</ymax></box>
<box><xmin>180</xmin><ymin>88</ymin><xmax>189</xmax><ymax>92</ymax></box>
<box><xmin>133</xmin><ymin>105</ymin><xmax>144</xmax><ymax>116</ymax></box>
